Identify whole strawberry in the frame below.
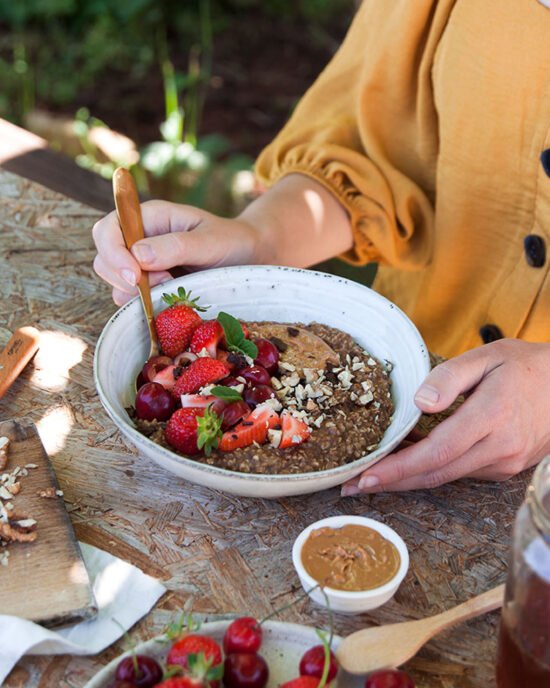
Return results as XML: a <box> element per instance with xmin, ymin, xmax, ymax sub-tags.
<box><xmin>165</xmin><ymin>407</ymin><xmax>223</xmax><ymax>455</ymax></box>
<box><xmin>280</xmin><ymin>677</ymin><xmax>320</xmax><ymax>688</ymax></box>
<box><xmin>155</xmin><ymin>287</ymin><xmax>207</xmax><ymax>357</ymax></box>
<box><xmin>173</xmin><ymin>358</ymin><xmax>230</xmax><ymax>397</ymax></box>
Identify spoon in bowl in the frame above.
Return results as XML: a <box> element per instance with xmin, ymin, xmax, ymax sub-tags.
<box><xmin>112</xmin><ymin>167</ymin><xmax>160</xmax><ymax>359</ymax></box>
<box><xmin>336</xmin><ymin>583</ymin><xmax>504</xmax><ymax>675</ymax></box>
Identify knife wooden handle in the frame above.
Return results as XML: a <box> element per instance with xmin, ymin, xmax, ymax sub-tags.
<box><xmin>0</xmin><ymin>326</ymin><xmax>40</xmax><ymax>399</ymax></box>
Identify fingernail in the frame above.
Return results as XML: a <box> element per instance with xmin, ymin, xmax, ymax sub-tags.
<box><xmin>358</xmin><ymin>475</ymin><xmax>380</xmax><ymax>491</ymax></box>
<box><xmin>341</xmin><ymin>485</ymin><xmax>362</xmax><ymax>497</ymax></box>
<box><xmin>132</xmin><ymin>243</ymin><xmax>154</xmax><ymax>264</ymax></box>
<box><xmin>121</xmin><ymin>269</ymin><xmax>136</xmax><ymax>286</ymax></box>
<box><xmin>414</xmin><ymin>385</ymin><xmax>440</xmax><ymax>407</ymax></box>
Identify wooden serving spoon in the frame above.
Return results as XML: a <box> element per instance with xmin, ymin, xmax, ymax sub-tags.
<box><xmin>112</xmin><ymin>167</ymin><xmax>160</xmax><ymax>359</ymax></box>
<box><xmin>336</xmin><ymin>584</ymin><xmax>504</xmax><ymax>675</ymax></box>
<box><xmin>0</xmin><ymin>326</ymin><xmax>40</xmax><ymax>399</ymax></box>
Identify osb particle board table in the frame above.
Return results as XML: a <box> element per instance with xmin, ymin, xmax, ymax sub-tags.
<box><xmin>0</xmin><ymin>168</ymin><xmax>528</xmax><ymax>688</ymax></box>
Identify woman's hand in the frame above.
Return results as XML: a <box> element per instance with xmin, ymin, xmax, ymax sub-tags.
<box><xmin>342</xmin><ymin>339</ymin><xmax>550</xmax><ymax>495</ymax></box>
<box><xmin>92</xmin><ymin>174</ymin><xmax>353</xmax><ymax>306</ymax></box>
<box><xmin>92</xmin><ymin>200</ymin><xmax>262</xmax><ymax>306</ymax></box>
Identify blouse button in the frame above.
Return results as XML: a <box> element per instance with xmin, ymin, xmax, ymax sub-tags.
<box><xmin>524</xmin><ymin>234</ymin><xmax>546</xmax><ymax>268</ymax></box>
<box><xmin>541</xmin><ymin>149</ymin><xmax>550</xmax><ymax>177</ymax></box>
<box><xmin>479</xmin><ymin>324</ymin><xmax>504</xmax><ymax>344</ymax></box>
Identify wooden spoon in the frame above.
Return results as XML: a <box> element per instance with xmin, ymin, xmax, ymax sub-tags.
<box><xmin>0</xmin><ymin>326</ymin><xmax>40</xmax><ymax>399</ymax></box>
<box><xmin>336</xmin><ymin>584</ymin><xmax>504</xmax><ymax>675</ymax></box>
<box><xmin>112</xmin><ymin>167</ymin><xmax>159</xmax><ymax>359</ymax></box>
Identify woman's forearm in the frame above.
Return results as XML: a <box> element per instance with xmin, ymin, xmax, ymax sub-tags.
<box><xmin>238</xmin><ymin>173</ymin><xmax>354</xmax><ymax>267</ymax></box>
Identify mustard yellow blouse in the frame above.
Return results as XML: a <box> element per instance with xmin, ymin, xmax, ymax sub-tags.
<box><xmin>256</xmin><ymin>0</ymin><xmax>550</xmax><ymax>358</ymax></box>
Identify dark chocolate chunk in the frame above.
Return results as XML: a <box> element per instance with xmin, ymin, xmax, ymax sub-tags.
<box><xmin>287</xmin><ymin>327</ymin><xmax>300</xmax><ymax>337</ymax></box>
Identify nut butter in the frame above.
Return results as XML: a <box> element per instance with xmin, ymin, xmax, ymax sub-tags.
<box><xmin>301</xmin><ymin>524</ymin><xmax>401</xmax><ymax>592</ymax></box>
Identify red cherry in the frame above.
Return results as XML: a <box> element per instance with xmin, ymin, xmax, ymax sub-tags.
<box><xmin>243</xmin><ymin>385</ymin><xmax>275</xmax><ymax>409</ymax></box>
<box><xmin>142</xmin><ymin>355</ymin><xmax>173</xmax><ymax>382</ymax></box>
<box><xmin>221</xmin><ymin>401</ymin><xmax>252</xmax><ymax>430</ymax></box>
<box><xmin>222</xmin><ymin>376</ymin><xmax>245</xmax><ymax>388</ymax></box>
<box><xmin>135</xmin><ymin>382</ymin><xmax>174</xmax><ymax>421</ymax></box>
<box><xmin>299</xmin><ymin>644</ymin><xmax>338</xmax><ymax>682</ymax></box>
<box><xmin>223</xmin><ymin>653</ymin><xmax>269</xmax><ymax>688</ymax></box>
<box><xmin>365</xmin><ymin>670</ymin><xmax>415</xmax><ymax>688</ymax></box>
<box><xmin>239</xmin><ymin>365</ymin><xmax>271</xmax><ymax>387</ymax></box>
<box><xmin>223</xmin><ymin>617</ymin><xmax>262</xmax><ymax>654</ymax></box>
<box><xmin>254</xmin><ymin>339</ymin><xmax>279</xmax><ymax>375</ymax></box>
<box><xmin>114</xmin><ymin>655</ymin><xmax>163</xmax><ymax>687</ymax></box>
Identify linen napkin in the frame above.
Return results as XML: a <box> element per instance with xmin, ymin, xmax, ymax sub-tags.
<box><xmin>0</xmin><ymin>542</ymin><xmax>166</xmax><ymax>685</ymax></box>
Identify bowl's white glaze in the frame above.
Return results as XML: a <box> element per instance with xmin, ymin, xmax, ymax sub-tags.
<box><xmin>94</xmin><ymin>265</ymin><xmax>430</xmax><ymax>498</ymax></box>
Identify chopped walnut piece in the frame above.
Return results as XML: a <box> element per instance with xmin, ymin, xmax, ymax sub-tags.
<box><xmin>37</xmin><ymin>486</ymin><xmax>58</xmax><ymax>499</ymax></box>
<box><xmin>0</xmin><ymin>436</ymin><xmax>9</xmax><ymax>471</ymax></box>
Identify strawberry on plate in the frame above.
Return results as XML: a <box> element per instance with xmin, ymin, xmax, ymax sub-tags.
<box><xmin>155</xmin><ymin>288</ymin><xmax>207</xmax><ymax>357</ymax></box>
<box><xmin>173</xmin><ymin>358</ymin><xmax>230</xmax><ymax>397</ymax></box>
<box><xmin>279</xmin><ymin>410</ymin><xmax>311</xmax><ymax>449</ymax></box>
<box><xmin>280</xmin><ymin>677</ymin><xmax>321</xmax><ymax>688</ymax></box>
<box><xmin>167</xmin><ymin>633</ymin><xmax>223</xmax><ymax>671</ymax></box>
<box><xmin>219</xmin><ymin>403</ymin><xmax>280</xmax><ymax>451</ymax></box>
<box><xmin>165</xmin><ymin>407</ymin><xmax>222</xmax><ymax>455</ymax></box>
<box><xmin>190</xmin><ymin>321</ymin><xmax>224</xmax><ymax>358</ymax></box>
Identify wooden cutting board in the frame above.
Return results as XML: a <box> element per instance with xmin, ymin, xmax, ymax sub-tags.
<box><xmin>0</xmin><ymin>419</ymin><xmax>97</xmax><ymax>628</ymax></box>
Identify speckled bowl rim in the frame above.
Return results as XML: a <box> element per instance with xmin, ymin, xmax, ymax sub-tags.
<box><xmin>94</xmin><ymin>265</ymin><xmax>430</xmax><ymax>484</ymax></box>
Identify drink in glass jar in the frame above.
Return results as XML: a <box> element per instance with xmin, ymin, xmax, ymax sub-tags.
<box><xmin>496</xmin><ymin>457</ymin><xmax>550</xmax><ymax>687</ymax></box>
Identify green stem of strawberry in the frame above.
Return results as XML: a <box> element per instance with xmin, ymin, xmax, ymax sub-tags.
<box><xmin>314</xmin><ymin>629</ymin><xmax>331</xmax><ymax>688</ymax></box>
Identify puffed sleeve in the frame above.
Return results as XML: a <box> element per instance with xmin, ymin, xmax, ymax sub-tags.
<box><xmin>256</xmin><ymin>0</ymin><xmax>454</xmax><ymax>268</ymax></box>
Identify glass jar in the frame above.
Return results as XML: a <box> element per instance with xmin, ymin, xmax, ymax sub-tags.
<box><xmin>496</xmin><ymin>456</ymin><xmax>550</xmax><ymax>687</ymax></box>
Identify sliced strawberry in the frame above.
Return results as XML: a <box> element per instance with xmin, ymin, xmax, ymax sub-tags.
<box><xmin>190</xmin><ymin>320</ymin><xmax>224</xmax><ymax>358</ymax></box>
<box><xmin>180</xmin><ymin>394</ymin><xmax>227</xmax><ymax>416</ymax></box>
<box><xmin>172</xmin><ymin>358</ymin><xmax>230</xmax><ymax>398</ymax></box>
<box><xmin>219</xmin><ymin>403</ymin><xmax>280</xmax><ymax>451</ymax></box>
<box><xmin>279</xmin><ymin>410</ymin><xmax>311</xmax><ymax>449</ymax></box>
<box><xmin>152</xmin><ymin>363</ymin><xmax>178</xmax><ymax>392</ymax></box>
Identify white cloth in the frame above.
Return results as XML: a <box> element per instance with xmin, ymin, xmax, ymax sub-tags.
<box><xmin>0</xmin><ymin>542</ymin><xmax>166</xmax><ymax>684</ymax></box>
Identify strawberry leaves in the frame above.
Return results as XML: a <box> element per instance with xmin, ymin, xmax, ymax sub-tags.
<box><xmin>210</xmin><ymin>386</ymin><xmax>243</xmax><ymax>402</ymax></box>
<box><xmin>196</xmin><ymin>407</ymin><xmax>223</xmax><ymax>456</ymax></box>
<box><xmin>162</xmin><ymin>287</ymin><xmax>210</xmax><ymax>312</ymax></box>
<box><xmin>217</xmin><ymin>312</ymin><xmax>258</xmax><ymax>359</ymax></box>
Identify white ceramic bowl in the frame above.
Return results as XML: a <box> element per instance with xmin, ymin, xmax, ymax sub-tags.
<box><xmin>94</xmin><ymin>265</ymin><xmax>430</xmax><ymax>498</ymax></box>
<box><xmin>292</xmin><ymin>515</ymin><xmax>409</xmax><ymax>614</ymax></box>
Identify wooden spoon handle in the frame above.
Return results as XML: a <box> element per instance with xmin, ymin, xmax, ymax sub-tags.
<box><xmin>0</xmin><ymin>326</ymin><xmax>40</xmax><ymax>399</ymax></box>
<box><xmin>112</xmin><ymin>167</ymin><xmax>159</xmax><ymax>357</ymax></box>
<box><xmin>428</xmin><ymin>583</ymin><xmax>505</xmax><ymax>634</ymax></box>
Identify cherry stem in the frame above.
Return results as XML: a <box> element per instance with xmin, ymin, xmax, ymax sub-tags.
<box><xmin>258</xmin><ymin>584</ymin><xmax>321</xmax><ymax>627</ymax></box>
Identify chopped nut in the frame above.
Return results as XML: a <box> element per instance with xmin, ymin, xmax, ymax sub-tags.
<box><xmin>37</xmin><ymin>487</ymin><xmax>58</xmax><ymax>499</ymax></box>
<box><xmin>337</xmin><ymin>369</ymin><xmax>354</xmax><ymax>388</ymax></box>
<box><xmin>303</xmin><ymin>368</ymin><xmax>318</xmax><ymax>384</ymax></box>
<box><xmin>267</xmin><ymin>429</ymin><xmax>282</xmax><ymax>448</ymax></box>
<box><xmin>271</xmin><ymin>376</ymin><xmax>283</xmax><ymax>390</ymax></box>
<box><xmin>281</xmin><ymin>373</ymin><xmax>300</xmax><ymax>387</ymax></box>
<box><xmin>279</xmin><ymin>361</ymin><xmax>296</xmax><ymax>372</ymax></box>
<box><xmin>359</xmin><ymin>392</ymin><xmax>374</xmax><ymax>405</ymax></box>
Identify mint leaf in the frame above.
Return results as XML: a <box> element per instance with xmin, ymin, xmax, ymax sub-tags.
<box><xmin>211</xmin><ymin>386</ymin><xmax>243</xmax><ymax>402</ymax></box>
<box><xmin>239</xmin><ymin>338</ymin><xmax>259</xmax><ymax>359</ymax></box>
<box><xmin>217</xmin><ymin>311</ymin><xmax>258</xmax><ymax>359</ymax></box>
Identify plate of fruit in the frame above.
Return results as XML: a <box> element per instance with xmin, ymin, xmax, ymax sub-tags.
<box><xmin>85</xmin><ymin>616</ymin><xmax>415</xmax><ymax>688</ymax></box>
<box><xmin>94</xmin><ymin>265</ymin><xmax>429</xmax><ymax>497</ymax></box>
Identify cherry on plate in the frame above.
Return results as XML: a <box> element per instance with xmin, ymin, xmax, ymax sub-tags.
<box><xmin>299</xmin><ymin>644</ymin><xmax>338</xmax><ymax>682</ymax></box>
<box><xmin>114</xmin><ymin>654</ymin><xmax>163</xmax><ymax>687</ymax></box>
<box><xmin>243</xmin><ymin>385</ymin><xmax>275</xmax><ymax>409</ymax></box>
<box><xmin>223</xmin><ymin>616</ymin><xmax>262</xmax><ymax>654</ymax></box>
<box><xmin>254</xmin><ymin>339</ymin><xmax>279</xmax><ymax>375</ymax></box>
<box><xmin>365</xmin><ymin>670</ymin><xmax>415</xmax><ymax>688</ymax></box>
<box><xmin>135</xmin><ymin>382</ymin><xmax>174</xmax><ymax>421</ymax></box>
<box><xmin>223</xmin><ymin>652</ymin><xmax>269</xmax><ymax>688</ymax></box>
<box><xmin>239</xmin><ymin>365</ymin><xmax>271</xmax><ymax>387</ymax></box>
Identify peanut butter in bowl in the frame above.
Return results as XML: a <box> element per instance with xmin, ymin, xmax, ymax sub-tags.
<box><xmin>292</xmin><ymin>515</ymin><xmax>410</xmax><ymax>614</ymax></box>
<box><xmin>301</xmin><ymin>524</ymin><xmax>401</xmax><ymax>592</ymax></box>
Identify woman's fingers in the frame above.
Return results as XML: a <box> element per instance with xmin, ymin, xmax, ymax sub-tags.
<box><xmin>110</xmin><ymin>271</ymin><xmax>173</xmax><ymax>306</ymax></box>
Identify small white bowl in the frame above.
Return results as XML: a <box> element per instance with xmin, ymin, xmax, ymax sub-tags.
<box><xmin>292</xmin><ymin>515</ymin><xmax>409</xmax><ymax>614</ymax></box>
